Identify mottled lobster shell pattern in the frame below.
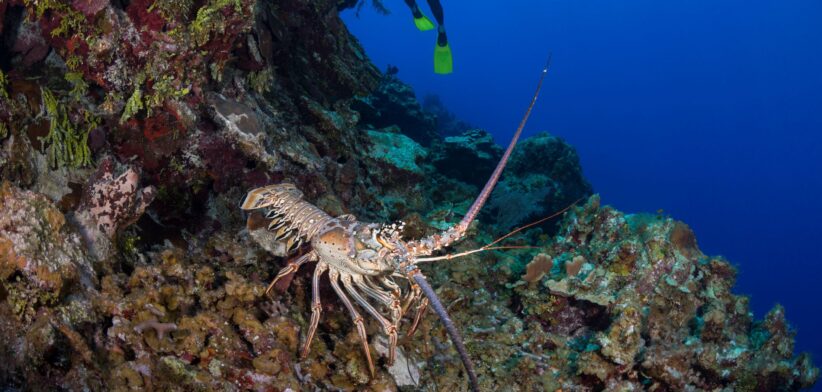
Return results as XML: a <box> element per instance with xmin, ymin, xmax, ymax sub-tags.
<box><xmin>241</xmin><ymin>184</ymin><xmax>335</xmax><ymax>252</ymax></box>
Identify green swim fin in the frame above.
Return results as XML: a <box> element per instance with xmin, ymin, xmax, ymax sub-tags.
<box><xmin>414</xmin><ymin>15</ymin><xmax>435</xmax><ymax>31</ymax></box>
<box><xmin>434</xmin><ymin>43</ymin><xmax>453</xmax><ymax>74</ymax></box>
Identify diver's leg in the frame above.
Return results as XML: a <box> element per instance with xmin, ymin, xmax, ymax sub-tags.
<box><xmin>425</xmin><ymin>0</ymin><xmax>452</xmax><ymax>73</ymax></box>
<box><xmin>425</xmin><ymin>0</ymin><xmax>444</xmax><ymax>26</ymax></box>
<box><xmin>405</xmin><ymin>0</ymin><xmax>435</xmax><ymax>31</ymax></box>
<box><xmin>425</xmin><ymin>0</ymin><xmax>447</xmax><ymax>46</ymax></box>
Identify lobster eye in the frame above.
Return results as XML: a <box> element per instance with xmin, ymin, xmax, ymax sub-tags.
<box><xmin>376</xmin><ymin>234</ymin><xmax>396</xmax><ymax>250</ymax></box>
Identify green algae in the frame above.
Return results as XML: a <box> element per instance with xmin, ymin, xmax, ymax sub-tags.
<box><xmin>64</xmin><ymin>55</ymin><xmax>83</xmax><ymax>71</ymax></box>
<box><xmin>144</xmin><ymin>75</ymin><xmax>190</xmax><ymax>116</ymax></box>
<box><xmin>247</xmin><ymin>68</ymin><xmax>274</xmax><ymax>94</ymax></box>
<box><xmin>64</xmin><ymin>72</ymin><xmax>88</xmax><ymax>100</ymax></box>
<box><xmin>39</xmin><ymin>88</ymin><xmax>96</xmax><ymax>168</ymax></box>
<box><xmin>150</xmin><ymin>0</ymin><xmax>195</xmax><ymax>23</ymax></box>
<box><xmin>26</xmin><ymin>0</ymin><xmax>86</xmax><ymax>38</ymax></box>
<box><xmin>0</xmin><ymin>69</ymin><xmax>8</xmax><ymax>100</ymax></box>
<box><xmin>119</xmin><ymin>72</ymin><xmax>190</xmax><ymax>122</ymax></box>
<box><xmin>119</xmin><ymin>87</ymin><xmax>144</xmax><ymax>124</ymax></box>
<box><xmin>190</xmin><ymin>0</ymin><xmax>244</xmax><ymax>46</ymax></box>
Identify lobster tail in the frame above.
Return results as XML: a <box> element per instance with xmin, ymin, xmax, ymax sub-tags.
<box><xmin>242</xmin><ymin>184</ymin><xmax>335</xmax><ymax>252</ymax></box>
<box><xmin>241</xmin><ymin>183</ymin><xmax>301</xmax><ymax>210</ymax></box>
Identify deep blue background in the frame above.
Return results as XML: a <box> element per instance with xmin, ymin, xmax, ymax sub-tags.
<box><xmin>342</xmin><ymin>0</ymin><xmax>822</xmax><ymax>378</ymax></box>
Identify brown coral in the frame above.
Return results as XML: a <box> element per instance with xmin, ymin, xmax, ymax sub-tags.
<box><xmin>522</xmin><ymin>253</ymin><xmax>553</xmax><ymax>282</ymax></box>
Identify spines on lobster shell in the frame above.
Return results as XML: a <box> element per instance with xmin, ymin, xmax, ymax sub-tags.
<box><xmin>242</xmin><ymin>184</ymin><xmax>335</xmax><ymax>252</ymax></box>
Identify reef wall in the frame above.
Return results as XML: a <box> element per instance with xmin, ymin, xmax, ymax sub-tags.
<box><xmin>0</xmin><ymin>0</ymin><xmax>817</xmax><ymax>391</ymax></box>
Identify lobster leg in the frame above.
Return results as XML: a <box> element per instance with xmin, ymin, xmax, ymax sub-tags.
<box><xmin>377</xmin><ymin>276</ymin><xmax>403</xmax><ymax>301</ymax></box>
<box><xmin>342</xmin><ymin>274</ymin><xmax>397</xmax><ymax>363</ymax></box>
<box><xmin>265</xmin><ymin>252</ymin><xmax>313</xmax><ymax>297</ymax></box>
<box><xmin>357</xmin><ymin>276</ymin><xmax>402</xmax><ymax>365</ymax></box>
<box><xmin>408</xmin><ymin>296</ymin><xmax>429</xmax><ymax>338</ymax></box>
<box><xmin>365</xmin><ymin>276</ymin><xmax>403</xmax><ymax>333</ymax></box>
<box><xmin>355</xmin><ymin>277</ymin><xmax>393</xmax><ymax>309</ymax></box>
<box><xmin>329</xmin><ymin>269</ymin><xmax>376</xmax><ymax>378</ymax></box>
<box><xmin>405</xmin><ymin>283</ymin><xmax>429</xmax><ymax>338</ymax></box>
<box><xmin>341</xmin><ymin>274</ymin><xmax>399</xmax><ymax>366</ymax></box>
<box><xmin>399</xmin><ymin>277</ymin><xmax>420</xmax><ymax>315</ymax></box>
<box><xmin>301</xmin><ymin>262</ymin><xmax>328</xmax><ymax>359</ymax></box>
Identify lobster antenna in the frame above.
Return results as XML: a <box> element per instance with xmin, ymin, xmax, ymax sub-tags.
<box><xmin>407</xmin><ymin>55</ymin><xmax>554</xmax><ymax>258</ymax></box>
<box><xmin>410</xmin><ymin>272</ymin><xmax>480</xmax><ymax>392</ymax></box>
<box><xmin>456</xmin><ymin>54</ymin><xmax>552</xmax><ymax>235</ymax></box>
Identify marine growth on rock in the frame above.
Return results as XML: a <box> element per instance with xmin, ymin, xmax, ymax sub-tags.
<box><xmin>0</xmin><ymin>0</ymin><xmax>817</xmax><ymax>391</ymax></box>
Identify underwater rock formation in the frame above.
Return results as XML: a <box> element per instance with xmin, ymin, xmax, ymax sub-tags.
<box><xmin>74</xmin><ymin>156</ymin><xmax>155</xmax><ymax>262</ymax></box>
<box><xmin>0</xmin><ymin>182</ymin><xmax>99</xmax><ymax>389</ymax></box>
<box><xmin>365</xmin><ymin>127</ymin><xmax>428</xmax><ymax>180</ymax></box>
<box><xmin>506</xmin><ymin>196</ymin><xmax>818</xmax><ymax>390</ymax></box>
<box><xmin>352</xmin><ymin>73</ymin><xmax>438</xmax><ymax>146</ymax></box>
<box><xmin>486</xmin><ymin>132</ymin><xmax>594</xmax><ymax>231</ymax></box>
<box><xmin>423</xmin><ymin>93</ymin><xmax>476</xmax><ymax>137</ymax></box>
<box><xmin>0</xmin><ymin>0</ymin><xmax>817</xmax><ymax>391</ymax></box>
<box><xmin>0</xmin><ymin>182</ymin><xmax>96</xmax><ymax>297</ymax></box>
<box><xmin>431</xmin><ymin>128</ymin><xmax>503</xmax><ymax>187</ymax></box>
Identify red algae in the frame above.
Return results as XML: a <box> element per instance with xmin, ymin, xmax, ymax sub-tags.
<box><xmin>0</xmin><ymin>1</ymin><xmax>815</xmax><ymax>391</ymax></box>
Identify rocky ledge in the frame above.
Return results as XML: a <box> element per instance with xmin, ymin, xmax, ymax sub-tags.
<box><xmin>0</xmin><ymin>0</ymin><xmax>817</xmax><ymax>391</ymax></box>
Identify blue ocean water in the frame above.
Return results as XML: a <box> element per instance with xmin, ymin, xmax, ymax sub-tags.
<box><xmin>342</xmin><ymin>0</ymin><xmax>822</xmax><ymax>380</ymax></box>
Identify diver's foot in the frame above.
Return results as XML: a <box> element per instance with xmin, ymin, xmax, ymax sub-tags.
<box><xmin>434</xmin><ymin>42</ymin><xmax>453</xmax><ymax>74</ymax></box>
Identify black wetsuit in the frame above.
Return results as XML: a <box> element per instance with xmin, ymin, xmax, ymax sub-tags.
<box><xmin>404</xmin><ymin>0</ymin><xmax>447</xmax><ymax>46</ymax></box>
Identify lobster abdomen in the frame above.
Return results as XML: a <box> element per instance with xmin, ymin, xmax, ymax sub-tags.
<box><xmin>242</xmin><ymin>184</ymin><xmax>335</xmax><ymax>251</ymax></box>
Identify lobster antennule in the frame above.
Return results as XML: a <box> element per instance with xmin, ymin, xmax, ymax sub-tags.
<box><xmin>413</xmin><ymin>198</ymin><xmax>581</xmax><ymax>262</ymax></box>
<box><xmin>413</xmin><ymin>245</ymin><xmax>541</xmax><ymax>263</ymax></box>
<box><xmin>408</xmin><ymin>55</ymin><xmax>553</xmax><ymax>257</ymax></box>
<box><xmin>413</xmin><ymin>198</ymin><xmax>583</xmax><ymax>263</ymax></box>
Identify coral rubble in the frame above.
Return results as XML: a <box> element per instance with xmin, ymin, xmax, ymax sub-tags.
<box><xmin>0</xmin><ymin>0</ymin><xmax>816</xmax><ymax>391</ymax></box>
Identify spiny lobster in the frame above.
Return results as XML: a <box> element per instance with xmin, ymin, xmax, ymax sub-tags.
<box><xmin>241</xmin><ymin>60</ymin><xmax>551</xmax><ymax>392</ymax></box>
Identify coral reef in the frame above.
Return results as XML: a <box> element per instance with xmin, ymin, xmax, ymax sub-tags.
<box><xmin>487</xmin><ymin>132</ymin><xmax>593</xmax><ymax>232</ymax></box>
<box><xmin>365</xmin><ymin>127</ymin><xmax>428</xmax><ymax>179</ymax></box>
<box><xmin>423</xmin><ymin>93</ymin><xmax>476</xmax><ymax>137</ymax></box>
<box><xmin>431</xmin><ymin>128</ymin><xmax>503</xmax><ymax>187</ymax></box>
<box><xmin>352</xmin><ymin>73</ymin><xmax>438</xmax><ymax>146</ymax></box>
<box><xmin>0</xmin><ymin>181</ymin><xmax>95</xmax><ymax>299</ymax></box>
<box><xmin>0</xmin><ymin>0</ymin><xmax>816</xmax><ymax>391</ymax></box>
<box><xmin>507</xmin><ymin>196</ymin><xmax>818</xmax><ymax>390</ymax></box>
<box><xmin>73</xmin><ymin>156</ymin><xmax>155</xmax><ymax>262</ymax></box>
<box><xmin>0</xmin><ymin>182</ymin><xmax>99</xmax><ymax>390</ymax></box>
